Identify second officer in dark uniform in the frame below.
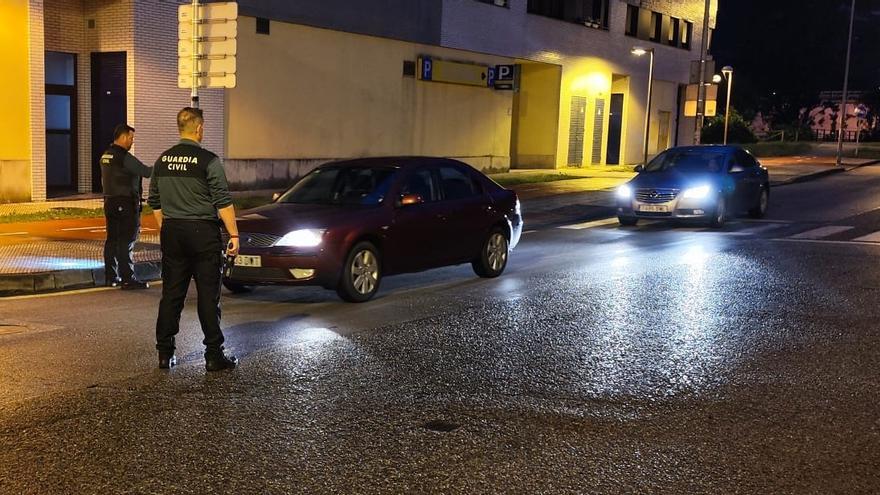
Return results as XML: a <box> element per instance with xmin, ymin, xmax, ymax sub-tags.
<box><xmin>100</xmin><ymin>124</ymin><xmax>152</xmax><ymax>289</ymax></box>
<box><xmin>148</xmin><ymin>107</ymin><xmax>240</xmax><ymax>372</ymax></box>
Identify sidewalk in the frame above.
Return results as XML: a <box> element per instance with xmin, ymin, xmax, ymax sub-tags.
<box><xmin>1</xmin><ymin>157</ymin><xmax>877</xmax><ymax>296</ymax></box>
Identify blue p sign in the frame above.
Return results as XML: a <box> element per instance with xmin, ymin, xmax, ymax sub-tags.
<box><xmin>421</xmin><ymin>57</ymin><xmax>433</xmax><ymax>81</ymax></box>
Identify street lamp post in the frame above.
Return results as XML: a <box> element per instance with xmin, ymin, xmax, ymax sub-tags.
<box><xmin>721</xmin><ymin>66</ymin><xmax>733</xmax><ymax>145</ymax></box>
<box><xmin>836</xmin><ymin>0</ymin><xmax>856</xmax><ymax>167</ymax></box>
<box><xmin>632</xmin><ymin>47</ymin><xmax>654</xmax><ymax>165</ymax></box>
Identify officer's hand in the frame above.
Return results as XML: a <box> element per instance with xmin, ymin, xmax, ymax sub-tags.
<box><xmin>226</xmin><ymin>237</ymin><xmax>240</xmax><ymax>257</ymax></box>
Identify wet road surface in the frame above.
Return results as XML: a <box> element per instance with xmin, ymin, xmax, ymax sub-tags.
<box><xmin>2</xmin><ymin>168</ymin><xmax>880</xmax><ymax>493</ymax></box>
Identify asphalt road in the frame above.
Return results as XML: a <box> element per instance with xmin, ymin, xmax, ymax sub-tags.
<box><xmin>2</xmin><ymin>167</ymin><xmax>880</xmax><ymax>493</ymax></box>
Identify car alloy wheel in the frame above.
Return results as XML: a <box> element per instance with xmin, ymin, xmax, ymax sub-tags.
<box><xmin>710</xmin><ymin>197</ymin><xmax>726</xmax><ymax>228</ymax></box>
<box><xmin>473</xmin><ymin>228</ymin><xmax>509</xmax><ymax>278</ymax></box>
<box><xmin>351</xmin><ymin>249</ymin><xmax>379</xmax><ymax>295</ymax></box>
<box><xmin>750</xmin><ymin>188</ymin><xmax>769</xmax><ymax>218</ymax></box>
<box><xmin>337</xmin><ymin>241</ymin><xmax>381</xmax><ymax>302</ymax></box>
<box><xmin>487</xmin><ymin>232</ymin><xmax>508</xmax><ymax>272</ymax></box>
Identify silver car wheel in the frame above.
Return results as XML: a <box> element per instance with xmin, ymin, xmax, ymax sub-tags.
<box><xmin>487</xmin><ymin>233</ymin><xmax>508</xmax><ymax>272</ymax></box>
<box><xmin>351</xmin><ymin>249</ymin><xmax>379</xmax><ymax>295</ymax></box>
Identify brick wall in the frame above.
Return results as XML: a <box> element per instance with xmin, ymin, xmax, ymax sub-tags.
<box><xmin>29</xmin><ymin>0</ymin><xmax>46</xmax><ymax>201</ymax></box>
<box><xmin>132</xmin><ymin>0</ymin><xmax>224</xmax><ymax>173</ymax></box>
<box><xmin>43</xmin><ymin>0</ymin><xmax>134</xmax><ymax>194</ymax></box>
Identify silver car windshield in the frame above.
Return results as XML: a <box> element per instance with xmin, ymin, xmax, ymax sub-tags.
<box><xmin>644</xmin><ymin>150</ymin><xmax>727</xmax><ymax>174</ymax></box>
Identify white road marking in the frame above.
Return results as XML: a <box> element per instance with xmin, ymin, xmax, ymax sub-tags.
<box><xmin>0</xmin><ymin>232</ymin><xmax>28</xmax><ymax>236</ymax></box>
<box><xmin>523</xmin><ymin>230</ymin><xmax>538</xmax><ymax>234</ymax></box>
<box><xmin>789</xmin><ymin>226</ymin><xmax>853</xmax><ymax>240</ymax></box>
<box><xmin>558</xmin><ymin>217</ymin><xmax>620</xmax><ymax>230</ymax></box>
<box><xmin>2</xmin><ymin>281</ymin><xmax>163</xmax><ymax>300</ymax></box>
<box><xmin>61</xmin><ymin>226</ymin><xmax>104</xmax><ymax>231</ymax></box>
<box><xmin>853</xmin><ymin>231</ymin><xmax>880</xmax><ymax>243</ymax></box>
<box><xmin>727</xmin><ymin>224</ymin><xmax>786</xmax><ymax>236</ymax></box>
<box><xmin>772</xmin><ymin>238</ymin><xmax>880</xmax><ymax>247</ymax></box>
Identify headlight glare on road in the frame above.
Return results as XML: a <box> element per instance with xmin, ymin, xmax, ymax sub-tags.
<box><xmin>275</xmin><ymin>229</ymin><xmax>326</xmax><ymax>247</ymax></box>
<box><xmin>616</xmin><ymin>185</ymin><xmax>633</xmax><ymax>200</ymax></box>
<box><xmin>683</xmin><ymin>185</ymin><xmax>712</xmax><ymax>199</ymax></box>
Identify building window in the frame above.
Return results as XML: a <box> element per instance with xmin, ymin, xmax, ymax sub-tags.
<box><xmin>625</xmin><ymin>4</ymin><xmax>638</xmax><ymax>36</ymax></box>
<box><xmin>475</xmin><ymin>0</ymin><xmax>509</xmax><ymax>6</ymax></box>
<box><xmin>668</xmin><ymin>17</ymin><xmax>680</xmax><ymax>46</ymax></box>
<box><xmin>682</xmin><ymin>20</ymin><xmax>693</xmax><ymax>50</ymax></box>
<box><xmin>649</xmin><ymin>11</ymin><xmax>662</xmax><ymax>42</ymax></box>
<box><xmin>256</xmin><ymin>17</ymin><xmax>270</xmax><ymax>35</ymax></box>
<box><xmin>527</xmin><ymin>0</ymin><xmax>610</xmax><ymax>29</ymax></box>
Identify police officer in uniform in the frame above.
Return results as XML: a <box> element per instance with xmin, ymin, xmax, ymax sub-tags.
<box><xmin>148</xmin><ymin>107</ymin><xmax>240</xmax><ymax>371</ymax></box>
<box><xmin>101</xmin><ymin>124</ymin><xmax>152</xmax><ymax>289</ymax></box>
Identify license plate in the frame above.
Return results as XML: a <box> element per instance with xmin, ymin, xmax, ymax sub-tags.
<box><xmin>234</xmin><ymin>255</ymin><xmax>262</xmax><ymax>268</ymax></box>
<box><xmin>639</xmin><ymin>204</ymin><xmax>669</xmax><ymax>213</ymax></box>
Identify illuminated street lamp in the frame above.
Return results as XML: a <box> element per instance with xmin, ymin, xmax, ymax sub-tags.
<box><xmin>632</xmin><ymin>47</ymin><xmax>654</xmax><ymax>165</ymax></box>
<box><xmin>721</xmin><ymin>66</ymin><xmax>734</xmax><ymax>144</ymax></box>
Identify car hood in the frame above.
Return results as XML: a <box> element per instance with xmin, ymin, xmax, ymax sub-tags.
<box><xmin>628</xmin><ymin>170</ymin><xmax>721</xmax><ymax>190</ymax></box>
<box><xmin>236</xmin><ymin>202</ymin><xmax>372</xmax><ymax>234</ymax></box>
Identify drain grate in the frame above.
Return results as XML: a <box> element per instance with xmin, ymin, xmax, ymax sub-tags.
<box><xmin>423</xmin><ymin>419</ymin><xmax>460</xmax><ymax>433</ymax></box>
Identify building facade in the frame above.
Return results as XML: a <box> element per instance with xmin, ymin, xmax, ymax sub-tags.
<box><xmin>1</xmin><ymin>0</ymin><xmax>717</xmax><ymax>202</ymax></box>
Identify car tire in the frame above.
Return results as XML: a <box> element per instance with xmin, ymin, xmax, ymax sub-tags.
<box><xmin>618</xmin><ymin>216</ymin><xmax>638</xmax><ymax>226</ymax></box>
<box><xmin>336</xmin><ymin>241</ymin><xmax>381</xmax><ymax>303</ymax></box>
<box><xmin>223</xmin><ymin>281</ymin><xmax>252</xmax><ymax>294</ymax></box>
<box><xmin>749</xmin><ymin>186</ymin><xmax>769</xmax><ymax>218</ymax></box>
<box><xmin>709</xmin><ymin>197</ymin><xmax>727</xmax><ymax>228</ymax></box>
<box><xmin>472</xmin><ymin>228</ymin><xmax>509</xmax><ymax>278</ymax></box>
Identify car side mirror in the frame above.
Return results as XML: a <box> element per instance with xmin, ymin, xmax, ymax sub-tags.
<box><xmin>634</xmin><ymin>164</ymin><xmax>645</xmax><ymax>173</ymax></box>
<box><xmin>399</xmin><ymin>194</ymin><xmax>424</xmax><ymax>207</ymax></box>
<box><xmin>729</xmin><ymin>165</ymin><xmax>745</xmax><ymax>173</ymax></box>
<box><xmin>272</xmin><ymin>192</ymin><xmax>281</xmax><ymax>202</ymax></box>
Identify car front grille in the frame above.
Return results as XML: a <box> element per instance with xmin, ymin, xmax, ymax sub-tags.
<box><xmin>223</xmin><ymin>232</ymin><xmax>282</xmax><ymax>248</ymax></box>
<box><xmin>635</xmin><ymin>188</ymin><xmax>679</xmax><ymax>203</ymax></box>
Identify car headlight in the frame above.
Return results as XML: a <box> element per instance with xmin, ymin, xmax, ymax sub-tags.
<box><xmin>616</xmin><ymin>185</ymin><xmax>633</xmax><ymax>200</ymax></box>
<box><xmin>274</xmin><ymin>229</ymin><xmax>326</xmax><ymax>247</ymax></box>
<box><xmin>683</xmin><ymin>185</ymin><xmax>712</xmax><ymax>199</ymax></box>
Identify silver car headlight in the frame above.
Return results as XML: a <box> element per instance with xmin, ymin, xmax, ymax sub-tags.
<box><xmin>682</xmin><ymin>185</ymin><xmax>712</xmax><ymax>199</ymax></box>
<box><xmin>274</xmin><ymin>229</ymin><xmax>326</xmax><ymax>247</ymax></box>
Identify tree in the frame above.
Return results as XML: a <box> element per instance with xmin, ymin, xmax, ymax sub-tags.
<box><xmin>701</xmin><ymin>108</ymin><xmax>757</xmax><ymax>144</ymax></box>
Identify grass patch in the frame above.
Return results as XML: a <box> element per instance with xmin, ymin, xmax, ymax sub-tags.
<box><xmin>490</xmin><ymin>173</ymin><xmax>585</xmax><ymax>187</ymax></box>
<box><xmin>0</xmin><ymin>207</ymin><xmax>105</xmax><ymax>224</ymax></box>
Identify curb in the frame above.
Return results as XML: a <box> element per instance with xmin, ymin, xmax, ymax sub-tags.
<box><xmin>0</xmin><ymin>261</ymin><xmax>161</xmax><ymax>297</ymax></box>
<box><xmin>770</xmin><ymin>159</ymin><xmax>880</xmax><ymax>187</ymax></box>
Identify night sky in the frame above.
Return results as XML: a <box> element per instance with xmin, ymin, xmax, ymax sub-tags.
<box><xmin>711</xmin><ymin>0</ymin><xmax>880</xmax><ymax>115</ymax></box>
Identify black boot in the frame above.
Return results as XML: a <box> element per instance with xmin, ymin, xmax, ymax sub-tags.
<box><xmin>205</xmin><ymin>353</ymin><xmax>238</xmax><ymax>372</ymax></box>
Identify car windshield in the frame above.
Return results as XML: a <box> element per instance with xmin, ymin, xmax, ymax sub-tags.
<box><xmin>278</xmin><ymin>166</ymin><xmax>397</xmax><ymax>206</ymax></box>
<box><xmin>644</xmin><ymin>149</ymin><xmax>727</xmax><ymax>174</ymax></box>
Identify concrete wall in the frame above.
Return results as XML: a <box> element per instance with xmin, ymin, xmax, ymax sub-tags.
<box><xmin>0</xmin><ymin>0</ymin><xmax>32</xmax><ymax>202</ymax></box>
<box><xmin>225</xmin><ymin>17</ymin><xmax>515</xmax><ymax>189</ymax></box>
<box><xmin>235</xmin><ymin>0</ymin><xmax>444</xmax><ymax>46</ymax></box>
<box><xmin>440</xmin><ymin>0</ymin><xmax>717</xmax><ymax>166</ymax></box>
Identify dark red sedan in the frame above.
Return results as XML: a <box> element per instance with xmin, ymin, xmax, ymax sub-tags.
<box><xmin>224</xmin><ymin>157</ymin><xmax>523</xmax><ymax>302</ymax></box>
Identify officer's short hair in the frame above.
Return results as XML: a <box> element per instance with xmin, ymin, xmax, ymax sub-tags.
<box><xmin>177</xmin><ymin>107</ymin><xmax>204</xmax><ymax>133</ymax></box>
<box><xmin>113</xmin><ymin>124</ymin><xmax>135</xmax><ymax>141</ymax></box>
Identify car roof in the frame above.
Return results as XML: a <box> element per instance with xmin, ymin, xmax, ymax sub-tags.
<box><xmin>318</xmin><ymin>156</ymin><xmax>464</xmax><ymax>169</ymax></box>
<box><xmin>665</xmin><ymin>145</ymin><xmax>742</xmax><ymax>154</ymax></box>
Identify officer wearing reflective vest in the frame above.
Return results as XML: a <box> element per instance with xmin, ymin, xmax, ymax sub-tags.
<box><xmin>148</xmin><ymin>107</ymin><xmax>240</xmax><ymax>372</ymax></box>
<box><xmin>100</xmin><ymin>124</ymin><xmax>152</xmax><ymax>289</ymax></box>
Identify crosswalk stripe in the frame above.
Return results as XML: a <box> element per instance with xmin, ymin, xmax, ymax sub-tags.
<box><xmin>853</xmin><ymin>231</ymin><xmax>880</xmax><ymax>243</ymax></box>
<box><xmin>789</xmin><ymin>225</ymin><xmax>853</xmax><ymax>239</ymax></box>
<box><xmin>727</xmin><ymin>224</ymin><xmax>783</xmax><ymax>236</ymax></box>
<box><xmin>558</xmin><ymin>217</ymin><xmax>619</xmax><ymax>230</ymax></box>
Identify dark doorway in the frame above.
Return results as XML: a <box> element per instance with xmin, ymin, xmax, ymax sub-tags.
<box><xmin>45</xmin><ymin>51</ymin><xmax>78</xmax><ymax>196</ymax></box>
<box><xmin>606</xmin><ymin>93</ymin><xmax>624</xmax><ymax>165</ymax></box>
<box><xmin>91</xmin><ymin>52</ymin><xmax>127</xmax><ymax>193</ymax></box>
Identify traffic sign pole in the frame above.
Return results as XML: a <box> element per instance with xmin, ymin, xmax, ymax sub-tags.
<box><xmin>191</xmin><ymin>0</ymin><xmax>199</xmax><ymax>108</ymax></box>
